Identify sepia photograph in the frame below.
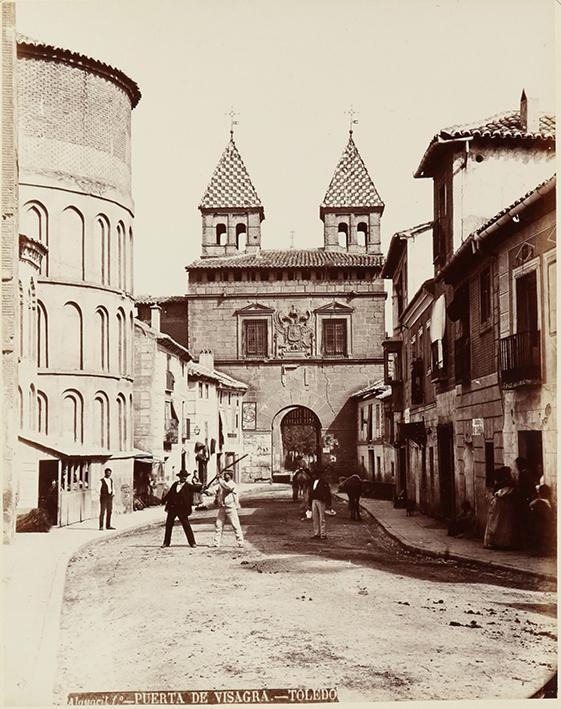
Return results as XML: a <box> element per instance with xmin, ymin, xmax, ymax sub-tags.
<box><xmin>1</xmin><ymin>0</ymin><xmax>557</xmax><ymax>706</ymax></box>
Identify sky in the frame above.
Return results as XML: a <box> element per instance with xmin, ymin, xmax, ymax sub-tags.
<box><xmin>16</xmin><ymin>0</ymin><xmax>556</xmax><ymax>300</ymax></box>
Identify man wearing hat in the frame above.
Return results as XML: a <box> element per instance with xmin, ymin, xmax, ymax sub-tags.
<box><xmin>161</xmin><ymin>470</ymin><xmax>202</xmax><ymax>548</ymax></box>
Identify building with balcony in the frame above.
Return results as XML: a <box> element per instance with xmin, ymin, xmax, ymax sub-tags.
<box><xmin>441</xmin><ymin>176</ymin><xmax>556</xmax><ymax>528</ymax></box>
<box><xmin>15</xmin><ymin>35</ymin><xmax>141</xmax><ymax>526</ymax></box>
<box><xmin>382</xmin><ymin>233</ymin><xmax>439</xmax><ymax>514</ymax></box>
<box><xmin>382</xmin><ymin>91</ymin><xmax>555</xmax><ymax>532</ymax></box>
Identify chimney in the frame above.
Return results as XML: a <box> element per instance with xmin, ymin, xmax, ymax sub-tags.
<box><xmin>520</xmin><ymin>89</ymin><xmax>540</xmax><ymax>133</ymax></box>
<box><xmin>198</xmin><ymin>349</ymin><xmax>214</xmax><ymax>371</ymax></box>
<box><xmin>150</xmin><ymin>304</ymin><xmax>161</xmax><ymax>332</ymax></box>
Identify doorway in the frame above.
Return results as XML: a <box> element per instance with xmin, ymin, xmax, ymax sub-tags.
<box><xmin>516</xmin><ymin>270</ymin><xmax>538</xmax><ymax>336</ymax></box>
<box><xmin>518</xmin><ymin>430</ymin><xmax>543</xmax><ymax>485</ymax></box>
<box><xmin>38</xmin><ymin>460</ymin><xmax>59</xmax><ymax>525</ymax></box>
<box><xmin>437</xmin><ymin>423</ymin><xmax>456</xmax><ymax>520</ymax></box>
<box><xmin>398</xmin><ymin>446</ymin><xmax>406</xmax><ymax>494</ymax></box>
<box><xmin>280</xmin><ymin>407</ymin><xmax>321</xmax><ymax>472</ymax></box>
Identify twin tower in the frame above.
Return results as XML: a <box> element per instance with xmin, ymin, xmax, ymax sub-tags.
<box><xmin>199</xmin><ymin>132</ymin><xmax>384</xmax><ymax>258</ymax></box>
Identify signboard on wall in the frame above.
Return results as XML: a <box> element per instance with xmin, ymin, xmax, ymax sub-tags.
<box><xmin>242</xmin><ymin>402</ymin><xmax>257</xmax><ymax>430</ymax></box>
<box><xmin>472</xmin><ymin>418</ymin><xmax>484</xmax><ymax>436</ymax></box>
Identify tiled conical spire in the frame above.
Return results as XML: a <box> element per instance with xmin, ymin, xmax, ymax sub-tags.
<box><xmin>199</xmin><ymin>138</ymin><xmax>263</xmax><ymax>212</ymax></box>
<box><xmin>199</xmin><ymin>136</ymin><xmax>264</xmax><ymax>257</ymax></box>
<box><xmin>321</xmin><ymin>134</ymin><xmax>383</xmax><ymax>209</ymax></box>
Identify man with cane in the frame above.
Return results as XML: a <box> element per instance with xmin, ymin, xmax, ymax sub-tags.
<box><xmin>204</xmin><ymin>457</ymin><xmax>246</xmax><ymax>548</ymax></box>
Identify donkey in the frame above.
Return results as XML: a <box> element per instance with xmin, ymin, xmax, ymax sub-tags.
<box><xmin>292</xmin><ymin>468</ymin><xmax>311</xmax><ymax>502</ymax></box>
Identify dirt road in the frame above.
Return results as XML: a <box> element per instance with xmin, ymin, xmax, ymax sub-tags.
<box><xmin>54</xmin><ymin>486</ymin><xmax>556</xmax><ymax>703</ymax></box>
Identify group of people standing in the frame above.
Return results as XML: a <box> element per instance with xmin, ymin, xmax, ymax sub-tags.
<box><xmin>161</xmin><ymin>467</ymin><xmax>244</xmax><ymax>549</ymax></box>
<box><xmin>484</xmin><ymin>457</ymin><xmax>555</xmax><ymax>556</ymax></box>
<box><xmin>292</xmin><ymin>465</ymin><xmax>364</xmax><ymax>539</ymax></box>
<box><xmin>97</xmin><ymin>465</ymin><xmax>245</xmax><ymax>548</ymax></box>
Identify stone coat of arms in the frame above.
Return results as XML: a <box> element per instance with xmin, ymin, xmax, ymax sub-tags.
<box><xmin>274</xmin><ymin>305</ymin><xmax>314</xmax><ymax>358</ymax></box>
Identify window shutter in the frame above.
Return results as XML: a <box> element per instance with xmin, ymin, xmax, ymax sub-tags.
<box><xmin>323</xmin><ymin>319</ymin><xmax>347</xmax><ymax>356</ymax></box>
<box><xmin>243</xmin><ymin>319</ymin><xmax>267</xmax><ymax>356</ymax></box>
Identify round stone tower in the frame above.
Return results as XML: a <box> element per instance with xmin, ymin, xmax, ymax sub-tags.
<box><xmin>16</xmin><ymin>36</ymin><xmax>141</xmax><ymax>523</ymax></box>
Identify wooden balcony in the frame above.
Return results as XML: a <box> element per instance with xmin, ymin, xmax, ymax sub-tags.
<box><xmin>499</xmin><ymin>330</ymin><xmax>541</xmax><ymax>388</ymax></box>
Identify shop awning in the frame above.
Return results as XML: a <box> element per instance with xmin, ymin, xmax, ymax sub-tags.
<box><xmin>18</xmin><ymin>433</ymin><xmax>110</xmax><ymax>459</ymax></box>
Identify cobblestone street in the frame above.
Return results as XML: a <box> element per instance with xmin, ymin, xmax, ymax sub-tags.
<box><xmin>54</xmin><ymin>486</ymin><xmax>556</xmax><ymax>704</ymax></box>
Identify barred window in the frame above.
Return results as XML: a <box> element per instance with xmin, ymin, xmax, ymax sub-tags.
<box><xmin>243</xmin><ymin>319</ymin><xmax>268</xmax><ymax>357</ymax></box>
<box><xmin>322</xmin><ymin>319</ymin><xmax>347</xmax><ymax>356</ymax></box>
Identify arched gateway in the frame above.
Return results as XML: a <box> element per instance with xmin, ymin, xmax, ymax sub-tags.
<box><xmin>271</xmin><ymin>406</ymin><xmax>321</xmax><ymax>482</ymax></box>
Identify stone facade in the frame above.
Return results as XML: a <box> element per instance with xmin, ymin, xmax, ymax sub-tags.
<box><xmin>177</xmin><ymin>132</ymin><xmax>387</xmax><ymax>482</ymax></box>
<box><xmin>2</xmin><ymin>2</ymin><xmax>19</xmax><ymax>543</ymax></box>
<box><xmin>15</xmin><ymin>36</ymin><xmax>141</xmax><ymax>526</ymax></box>
<box><xmin>184</xmin><ymin>267</ymin><xmax>386</xmax><ymax>482</ymax></box>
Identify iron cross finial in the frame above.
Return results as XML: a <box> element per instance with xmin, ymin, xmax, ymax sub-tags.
<box><xmin>226</xmin><ymin>106</ymin><xmax>239</xmax><ymax>139</ymax></box>
<box><xmin>346</xmin><ymin>105</ymin><xmax>359</xmax><ymax>135</ymax></box>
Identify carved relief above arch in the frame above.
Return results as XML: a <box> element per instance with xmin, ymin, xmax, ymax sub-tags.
<box><xmin>273</xmin><ymin>304</ymin><xmax>314</xmax><ymax>358</ymax></box>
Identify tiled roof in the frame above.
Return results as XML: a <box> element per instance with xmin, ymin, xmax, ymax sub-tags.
<box><xmin>188</xmin><ymin>362</ymin><xmax>247</xmax><ymax>391</ymax></box>
<box><xmin>17</xmin><ymin>34</ymin><xmax>141</xmax><ymax>108</ymax></box>
<box><xmin>199</xmin><ymin>138</ymin><xmax>263</xmax><ymax>212</ymax></box>
<box><xmin>135</xmin><ymin>294</ymin><xmax>187</xmax><ymax>305</ymax></box>
<box><xmin>441</xmin><ymin>111</ymin><xmax>555</xmax><ymax>142</ymax></box>
<box><xmin>351</xmin><ymin>379</ymin><xmax>390</xmax><ymax>399</ymax></box>
<box><xmin>321</xmin><ymin>134</ymin><xmax>384</xmax><ymax>210</ymax></box>
<box><xmin>415</xmin><ymin>109</ymin><xmax>555</xmax><ymax>177</ymax></box>
<box><xmin>186</xmin><ymin>249</ymin><xmax>384</xmax><ymax>270</ymax></box>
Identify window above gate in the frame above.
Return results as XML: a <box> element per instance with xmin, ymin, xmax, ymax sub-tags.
<box><xmin>235</xmin><ymin>303</ymin><xmax>274</xmax><ymax>360</ymax></box>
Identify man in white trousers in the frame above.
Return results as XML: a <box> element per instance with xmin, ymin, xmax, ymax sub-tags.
<box><xmin>212</xmin><ymin>470</ymin><xmax>244</xmax><ymax>548</ymax></box>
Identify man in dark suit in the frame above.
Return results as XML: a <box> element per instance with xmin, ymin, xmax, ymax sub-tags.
<box><xmin>99</xmin><ymin>468</ymin><xmax>116</xmax><ymax>530</ymax></box>
<box><xmin>161</xmin><ymin>470</ymin><xmax>202</xmax><ymax>548</ymax></box>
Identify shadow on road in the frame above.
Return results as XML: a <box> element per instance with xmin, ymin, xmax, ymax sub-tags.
<box><xmin>207</xmin><ymin>489</ymin><xmax>556</xmax><ymax>593</ymax></box>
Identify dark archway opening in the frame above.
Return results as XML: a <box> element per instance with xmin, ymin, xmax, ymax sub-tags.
<box><xmin>280</xmin><ymin>407</ymin><xmax>321</xmax><ymax>473</ymax></box>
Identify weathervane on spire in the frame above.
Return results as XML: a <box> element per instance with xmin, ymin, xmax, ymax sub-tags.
<box><xmin>226</xmin><ymin>106</ymin><xmax>239</xmax><ymax>139</ymax></box>
<box><xmin>346</xmin><ymin>105</ymin><xmax>359</xmax><ymax>135</ymax></box>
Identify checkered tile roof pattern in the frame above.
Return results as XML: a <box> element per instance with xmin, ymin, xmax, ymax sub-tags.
<box><xmin>187</xmin><ymin>249</ymin><xmax>384</xmax><ymax>270</ymax></box>
<box><xmin>321</xmin><ymin>134</ymin><xmax>383</xmax><ymax>209</ymax></box>
<box><xmin>199</xmin><ymin>138</ymin><xmax>263</xmax><ymax>210</ymax></box>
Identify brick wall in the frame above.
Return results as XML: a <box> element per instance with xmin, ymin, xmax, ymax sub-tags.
<box><xmin>18</xmin><ymin>54</ymin><xmax>133</xmax><ymax>206</ymax></box>
<box><xmin>469</xmin><ymin>269</ymin><xmax>496</xmax><ymax>378</ymax></box>
<box><xmin>137</xmin><ymin>301</ymin><xmax>189</xmax><ymax>349</ymax></box>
